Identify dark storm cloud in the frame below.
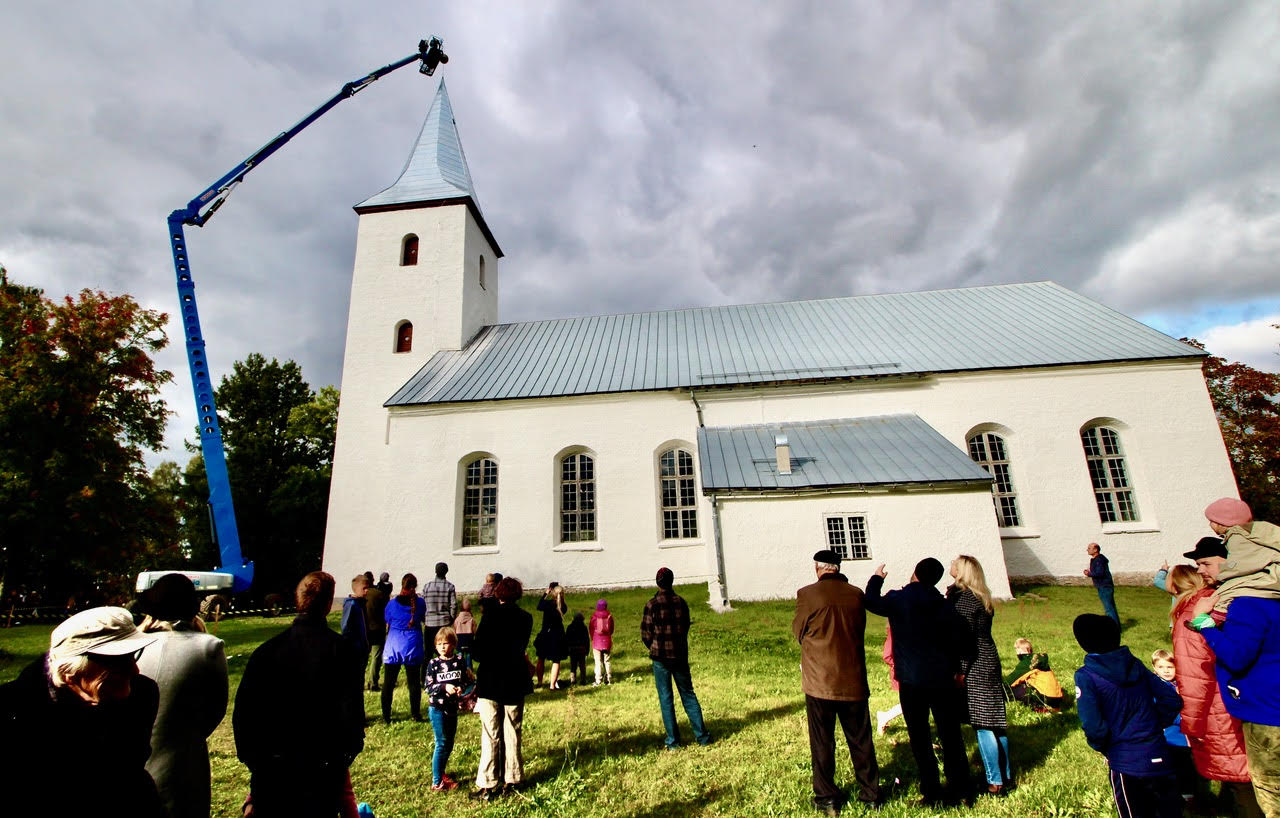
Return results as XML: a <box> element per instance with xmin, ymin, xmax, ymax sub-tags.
<box><xmin>3</xmin><ymin>1</ymin><xmax>1278</xmax><ymax>462</ymax></box>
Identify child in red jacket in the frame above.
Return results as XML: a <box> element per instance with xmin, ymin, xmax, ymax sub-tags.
<box><xmin>589</xmin><ymin>599</ymin><xmax>615</xmax><ymax>685</ymax></box>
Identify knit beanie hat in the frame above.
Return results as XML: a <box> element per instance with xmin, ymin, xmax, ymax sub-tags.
<box><xmin>913</xmin><ymin>557</ymin><xmax>944</xmax><ymax>587</ymax></box>
<box><xmin>596</xmin><ymin>599</ymin><xmax>608</xmax><ymax>610</ymax></box>
<box><xmin>1073</xmin><ymin>613</ymin><xmax>1121</xmax><ymax>654</ymax></box>
<box><xmin>656</xmin><ymin>567</ymin><xmax>674</xmax><ymax>590</ymax></box>
<box><xmin>1204</xmin><ymin>498</ymin><xmax>1251</xmax><ymax>528</ymax></box>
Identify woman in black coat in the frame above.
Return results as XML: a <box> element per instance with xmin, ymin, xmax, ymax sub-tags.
<box><xmin>471</xmin><ymin>577</ymin><xmax>534</xmax><ymax>799</ymax></box>
<box><xmin>947</xmin><ymin>555</ymin><xmax>1011</xmax><ymax>796</ymax></box>
<box><xmin>533</xmin><ymin>583</ymin><xmax>568</xmax><ymax>689</ymax></box>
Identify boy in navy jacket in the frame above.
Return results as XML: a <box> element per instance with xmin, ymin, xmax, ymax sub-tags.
<box><xmin>1072</xmin><ymin>614</ymin><xmax>1183</xmax><ymax>818</ymax></box>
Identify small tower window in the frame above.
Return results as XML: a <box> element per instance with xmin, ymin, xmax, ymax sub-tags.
<box><xmin>395</xmin><ymin>321</ymin><xmax>413</xmax><ymax>353</ymax></box>
<box><xmin>401</xmin><ymin>234</ymin><xmax>419</xmax><ymax>266</ymax></box>
<box><xmin>479</xmin><ymin>255</ymin><xmax>486</xmax><ymax>289</ymax></box>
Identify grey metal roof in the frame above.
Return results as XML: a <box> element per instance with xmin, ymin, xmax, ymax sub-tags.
<box><xmin>697</xmin><ymin>414</ymin><xmax>994</xmax><ymax>491</ymax></box>
<box><xmin>356</xmin><ymin>79</ymin><xmax>482</xmax><ymax>211</ymax></box>
<box><xmin>386</xmin><ymin>281</ymin><xmax>1203</xmax><ymax>406</ymax></box>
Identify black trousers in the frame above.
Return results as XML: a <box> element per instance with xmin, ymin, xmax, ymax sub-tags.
<box><xmin>898</xmin><ymin>681</ymin><xmax>972</xmax><ymax>800</ymax></box>
<box><xmin>805</xmin><ymin>695</ymin><xmax>880</xmax><ymax>803</ymax></box>
<box><xmin>382</xmin><ymin>662</ymin><xmax>422</xmax><ymax>722</ymax></box>
<box><xmin>250</xmin><ymin>765</ymin><xmax>345</xmax><ymax>817</ymax></box>
<box><xmin>1108</xmin><ymin>770</ymin><xmax>1183</xmax><ymax>818</ymax></box>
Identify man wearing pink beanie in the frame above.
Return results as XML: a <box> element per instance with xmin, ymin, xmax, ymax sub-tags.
<box><xmin>1203</xmin><ymin>498</ymin><xmax>1280</xmax><ymax>612</ymax></box>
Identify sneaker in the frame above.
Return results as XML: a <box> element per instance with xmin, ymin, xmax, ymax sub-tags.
<box><xmin>468</xmin><ymin>787</ymin><xmax>498</xmax><ymax>802</ymax></box>
<box><xmin>431</xmin><ymin>779</ymin><xmax>458</xmax><ymax>792</ymax></box>
<box><xmin>441</xmin><ymin>774</ymin><xmax>458</xmax><ymax>787</ymax></box>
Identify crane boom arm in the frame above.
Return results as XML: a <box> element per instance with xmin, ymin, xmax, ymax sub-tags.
<box><xmin>164</xmin><ymin>39</ymin><xmax>447</xmax><ymax>594</ymax></box>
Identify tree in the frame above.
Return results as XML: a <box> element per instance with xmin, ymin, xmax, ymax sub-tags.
<box><xmin>0</xmin><ymin>269</ymin><xmax>174</xmax><ymax>600</ymax></box>
<box><xmin>1185</xmin><ymin>335</ymin><xmax>1280</xmax><ymax>524</ymax></box>
<box><xmin>196</xmin><ymin>354</ymin><xmax>338</xmax><ymax>596</ymax></box>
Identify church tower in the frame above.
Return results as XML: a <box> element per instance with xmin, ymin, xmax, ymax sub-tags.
<box><xmin>325</xmin><ymin>80</ymin><xmax>500</xmax><ymax>578</ymax></box>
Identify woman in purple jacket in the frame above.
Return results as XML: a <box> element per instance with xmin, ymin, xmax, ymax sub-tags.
<box><xmin>382</xmin><ymin>573</ymin><xmax>427</xmax><ymax>723</ymax></box>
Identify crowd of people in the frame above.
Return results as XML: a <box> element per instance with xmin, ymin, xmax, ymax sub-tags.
<box><xmin>1</xmin><ymin>495</ymin><xmax>1277</xmax><ymax>817</ymax></box>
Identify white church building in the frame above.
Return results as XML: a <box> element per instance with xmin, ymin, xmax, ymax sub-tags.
<box><xmin>321</xmin><ymin>82</ymin><xmax>1240</xmax><ymax>605</ymax></box>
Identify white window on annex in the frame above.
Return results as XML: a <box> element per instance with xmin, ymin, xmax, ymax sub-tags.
<box><xmin>560</xmin><ymin>452</ymin><xmax>596</xmax><ymax>543</ymax></box>
<box><xmin>659</xmin><ymin>448</ymin><xmax>698</xmax><ymax>539</ymax></box>
<box><xmin>1081</xmin><ymin>426</ymin><xmax>1139</xmax><ymax>523</ymax></box>
<box><xmin>824</xmin><ymin>514</ymin><xmax>871</xmax><ymax>560</ymax></box>
<box><xmin>462</xmin><ymin>457</ymin><xmax>498</xmax><ymax>547</ymax></box>
<box><xmin>967</xmin><ymin>431</ymin><xmax>1022</xmax><ymax>527</ymax></box>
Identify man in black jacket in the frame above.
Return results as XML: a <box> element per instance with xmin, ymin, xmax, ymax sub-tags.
<box><xmin>865</xmin><ymin>558</ymin><xmax>973</xmax><ymax>806</ymax></box>
<box><xmin>234</xmin><ymin>571</ymin><xmax>365</xmax><ymax>816</ymax></box>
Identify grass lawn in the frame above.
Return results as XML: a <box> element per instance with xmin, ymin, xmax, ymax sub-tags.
<box><xmin>0</xmin><ymin>582</ymin><xmax>1225</xmax><ymax>817</ymax></box>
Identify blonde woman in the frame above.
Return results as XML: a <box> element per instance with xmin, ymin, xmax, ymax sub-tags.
<box><xmin>947</xmin><ymin>555</ymin><xmax>1011</xmax><ymax>796</ymax></box>
<box><xmin>534</xmin><ymin>583</ymin><xmax>569</xmax><ymax>689</ymax></box>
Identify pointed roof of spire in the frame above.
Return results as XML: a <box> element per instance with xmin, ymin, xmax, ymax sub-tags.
<box><xmin>356</xmin><ymin>79</ymin><xmax>502</xmax><ymax>255</ymax></box>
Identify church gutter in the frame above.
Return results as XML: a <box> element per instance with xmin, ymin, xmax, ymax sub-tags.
<box><xmin>691</xmin><ymin>389</ymin><xmax>731</xmax><ymax>612</ymax></box>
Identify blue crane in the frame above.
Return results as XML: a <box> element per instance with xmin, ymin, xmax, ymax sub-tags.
<box><xmin>138</xmin><ymin>38</ymin><xmax>448</xmax><ymax>599</ymax></box>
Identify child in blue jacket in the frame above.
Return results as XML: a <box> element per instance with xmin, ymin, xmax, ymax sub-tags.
<box><xmin>1073</xmin><ymin>614</ymin><xmax>1183</xmax><ymax>818</ymax></box>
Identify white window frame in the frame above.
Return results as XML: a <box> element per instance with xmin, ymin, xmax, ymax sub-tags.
<box><xmin>461</xmin><ymin>457</ymin><xmax>498</xmax><ymax>547</ymax></box>
<box><xmin>967</xmin><ymin>431</ymin><xmax>1022</xmax><ymax>527</ymax></box>
<box><xmin>659</xmin><ymin>447</ymin><xmax>699</xmax><ymax>540</ymax></box>
<box><xmin>559</xmin><ymin>452</ymin><xmax>597</xmax><ymax>543</ymax></box>
<box><xmin>823</xmin><ymin>513</ymin><xmax>872</xmax><ymax>561</ymax></box>
<box><xmin>1081</xmin><ymin>426</ymin><xmax>1139</xmax><ymax>523</ymax></box>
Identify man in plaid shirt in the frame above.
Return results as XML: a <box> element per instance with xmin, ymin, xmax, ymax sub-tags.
<box><xmin>641</xmin><ymin>567</ymin><xmax>712</xmax><ymax>748</ymax></box>
<box><xmin>422</xmin><ymin>562</ymin><xmax>457</xmax><ymax>653</ymax></box>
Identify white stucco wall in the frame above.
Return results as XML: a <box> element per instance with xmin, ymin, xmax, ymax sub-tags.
<box><xmin>716</xmin><ymin>488</ymin><xmax>1011</xmax><ymax>601</ymax></box>
<box><xmin>324</xmin><ymin>357</ymin><xmax>1236</xmax><ymax>603</ymax></box>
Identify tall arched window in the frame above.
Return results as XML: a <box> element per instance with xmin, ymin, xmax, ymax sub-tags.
<box><xmin>462</xmin><ymin>457</ymin><xmax>498</xmax><ymax>546</ymax></box>
<box><xmin>659</xmin><ymin>447</ymin><xmax>698</xmax><ymax>539</ymax></box>
<box><xmin>1081</xmin><ymin>426</ymin><xmax>1139</xmax><ymax>522</ymax></box>
<box><xmin>401</xmin><ymin>234</ymin><xmax>419</xmax><ymax>266</ymax></box>
<box><xmin>394</xmin><ymin>321</ymin><xmax>413</xmax><ymax>353</ymax></box>
<box><xmin>967</xmin><ymin>431</ymin><xmax>1021</xmax><ymax>527</ymax></box>
<box><xmin>479</xmin><ymin>254</ymin><xmax>486</xmax><ymax>289</ymax></box>
<box><xmin>560</xmin><ymin>452</ymin><xmax>596</xmax><ymax>542</ymax></box>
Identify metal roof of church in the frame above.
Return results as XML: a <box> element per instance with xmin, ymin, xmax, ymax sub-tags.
<box><xmin>385</xmin><ymin>281</ymin><xmax>1202</xmax><ymax>406</ymax></box>
<box><xmin>697</xmin><ymin>415</ymin><xmax>994</xmax><ymax>491</ymax></box>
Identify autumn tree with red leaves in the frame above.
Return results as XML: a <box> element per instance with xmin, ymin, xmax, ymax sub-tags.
<box><xmin>0</xmin><ymin>268</ymin><xmax>178</xmax><ymax>601</ymax></box>
<box><xmin>1185</xmin><ymin>333</ymin><xmax>1280</xmax><ymax>524</ymax></box>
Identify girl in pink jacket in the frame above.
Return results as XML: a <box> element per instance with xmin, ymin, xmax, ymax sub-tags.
<box><xmin>589</xmin><ymin>599</ymin><xmax>615</xmax><ymax>685</ymax></box>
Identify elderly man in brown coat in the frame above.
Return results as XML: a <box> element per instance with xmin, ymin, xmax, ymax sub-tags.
<box><xmin>793</xmin><ymin>549</ymin><xmax>880</xmax><ymax>816</ymax></box>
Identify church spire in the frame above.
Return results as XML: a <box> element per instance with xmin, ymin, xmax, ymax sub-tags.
<box><xmin>355</xmin><ymin>78</ymin><xmax>501</xmax><ymax>255</ymax></box>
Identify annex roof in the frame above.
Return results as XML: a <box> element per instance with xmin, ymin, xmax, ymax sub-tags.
<box><xmin>697</xmin><ymin>414</ymin><xmax>994</xmax><ymax>491</ymax></box>
<box><xmin>355</xmin><ymin>80</ymin><xmax>502</xmax><ymax>255</ymax></box>
<box><xmin>386</xmin><ymin>281</ymin><xmax>1202</xmax><ymax>407</ymax></box>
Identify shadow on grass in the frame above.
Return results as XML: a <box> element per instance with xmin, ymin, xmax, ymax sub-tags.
<box><xmin>878</xmin><ymin>710</ymin><xmax>1079</xmax><ymax>795</ymax></box>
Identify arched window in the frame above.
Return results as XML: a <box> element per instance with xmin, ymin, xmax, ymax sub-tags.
<box><xmin>394</xmin><ymin>321</ymin><xmax>413</xmax><ymax>353</ymax></box>
<box><xmin>401</xmin><ymin>234</ymin><xmax>419</xmax><ymax>266</ymax></box>
<box><xmin>560</xmin><ymin>452</ymin><xmax>596</xmax><ymax>542</ymax></box>
<box><xmin>479</xmin><ymin>254</ymin><xmax>486</xmax><ymax>289</ymax></box>
<box><xmin>462</xmin><ymin>457</ymin><xmax>498</xmax><ymax>547</ymax></box>
<box><xmin>1081</xmin><ymin>426</ymin><xmax>1139</xmax><ymax>522</ymax></box>
<box><xmin>659</xmin><ymin>447</ymin><xmax>698</xmax><ymax>539</ymax></box>
<box><xmin>967</xmin><ymin>431</ymin><xmax>1021</xmax><ymax>527</ymax></box>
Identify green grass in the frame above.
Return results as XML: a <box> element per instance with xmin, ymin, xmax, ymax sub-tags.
<box><xmin>0</xmin><ymin>583</ymin><xmax>1227</xmax><ymax>817</ymax></box>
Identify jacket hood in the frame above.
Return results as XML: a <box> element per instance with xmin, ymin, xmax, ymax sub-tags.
<box><xmin>1082</xmin><ymin>646</ymin><xmax>1146</xmax><ymax>685</ymax></box>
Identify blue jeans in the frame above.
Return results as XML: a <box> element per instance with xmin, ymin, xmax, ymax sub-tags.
<box><xmin>1097</xmin><ymin>585</ymin><xmax>1119</xmax><ymax>624</ymax></box>
<box><xmin>975</xmin><ymin>729</ymin><xmax>1011</xmax><ymax>786</ymax></box>
<box><xmin>651</xmin><ymin>659</ymin><xmax>711</xmax><ymax>747</ymax></box>
<box><xmin>429</xmin><ymin>705</ymin><xmax>457</xmax><ymax>785</ymax></box>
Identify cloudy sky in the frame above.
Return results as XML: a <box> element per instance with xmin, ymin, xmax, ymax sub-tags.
<box><xmin>3</xmin><ymin>1</ymin><xmax>1278</xmax><ymax>465</ymax></box>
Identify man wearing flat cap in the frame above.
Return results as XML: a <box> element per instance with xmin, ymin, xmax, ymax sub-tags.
<box><xmin>865</xmin><ymin>558</ymin><xmax>974</xmax><ymax>806</ymax></box>
<box><xmin>0</xmin><ymin>606</ymin><xmax>164</xmax><ymax>816</ymax></box>
<box><xmin>793</xmin><ymin>550</ymin><xmax>880</xmax><ymax>816</ymax></box>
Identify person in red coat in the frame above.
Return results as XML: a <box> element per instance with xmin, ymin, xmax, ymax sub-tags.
<box><xmin>1170</xmin><ymin>543</ymin><xmax>1263</xmax><ymax>816</ymax></box>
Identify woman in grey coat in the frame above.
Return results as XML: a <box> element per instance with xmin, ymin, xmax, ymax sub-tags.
<box><xmin>947</xmin><ymin>555</ymin><xmax>1011</xmax><ymax>796</ymax></box>
<box><xmin>136</xmin><ymin>574</ymin><xmax>230</xmax><ymax>818</ymax></box>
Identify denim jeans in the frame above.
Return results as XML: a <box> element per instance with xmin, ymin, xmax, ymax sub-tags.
<box><xmin>1097</xmin><ymin>586</ymin><xmax>1120</xmax><ymax>624</ymax></box>
<box><xmin>651</xmin><ymin>659</ymin><xmax>711</xmax><ymax>747</ymax></box>
<box><xmin>975</xmin><ymin>728</ymin><xmax>1011</xmax><ymax>786</ymax></box>
<box><xmin>429</xmin><ymin>705</ymin><xmax>457</xmax><ymax>786</ymax></box>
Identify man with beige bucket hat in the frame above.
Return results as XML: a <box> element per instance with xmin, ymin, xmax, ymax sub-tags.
<box><xmin>0</xmin><ymin>606</ymin><xmax>165</xmax><ymax>814</ymax></box>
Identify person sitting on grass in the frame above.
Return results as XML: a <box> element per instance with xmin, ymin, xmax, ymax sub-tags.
<box><xmin>425</xmin><ymin>626</ymin><xmax>469</xmax><ymax>792</ymax></box>
<box><xmin>1003</xmin><ymin>638</ymin><xmax>1064</xmax><ymax>712</ymax></box>
<box><xmin>1073</xmin><ymin>613</ymin><xmax>1183</xmax><ymax>818</ymax></box>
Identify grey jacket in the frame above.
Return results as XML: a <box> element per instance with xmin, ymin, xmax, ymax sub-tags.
<box><xmin>136</xmin><ymin>627</ymin><xmax>229</xmax><ymax>818</ymax></box>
